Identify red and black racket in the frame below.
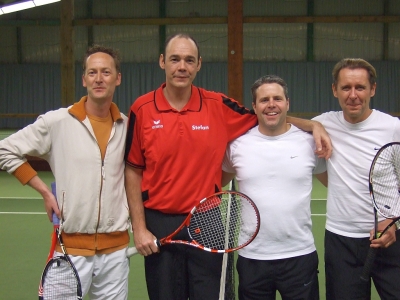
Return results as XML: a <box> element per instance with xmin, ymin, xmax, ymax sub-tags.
<box><xmin>126</xmin><ymin>190</ymin><xmax>260</xmax><ymax>257</ymax></box>
<box><xmin>360</xmin><ymin>142</ymin><xmax>400</xmax><ymax>281</ymax></box>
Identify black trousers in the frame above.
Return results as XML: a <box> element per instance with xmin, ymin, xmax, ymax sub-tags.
<box><xmin>325</xmin><ymin>229</ymin><xmax>400</xmax><ymax>300</ymax></box>
<box><xmin>143</xmin><ymin>208</ymin><xmax>224</xmax><ymax>300</ymax></box>
<box><xmin>237</xmin><ymin>251</ymin><xmax>320</xmax><ymax>300</ymax></box>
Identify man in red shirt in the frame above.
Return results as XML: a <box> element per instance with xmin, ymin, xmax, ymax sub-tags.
<box><xmin>124</xmin><ymin>33</ymin><xmax>331</xmax><ymax>299</ymax></box>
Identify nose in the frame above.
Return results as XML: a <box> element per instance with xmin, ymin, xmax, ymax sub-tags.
<box><xmin>349</xmin><ymin>88</ymin><xmax>357</xmax><ymax>99</ymax></box>
<box><xmin>177</xmin><ymin>59</ymin><xmax>186</xmax><ymax>70</ymax></box>
<box><xmin>95</xmin><ymin>72</ymin><xmax>103</xmax><ymax>83</ymax></box>
<box><xmin>266</xmin><ymin>98</ymin><xmax>275</xmax><ymax>106</ymax></box>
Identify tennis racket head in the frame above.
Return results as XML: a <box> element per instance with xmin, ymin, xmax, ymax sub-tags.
<box><xmin>361</xmin><ymin>142</ymin><xmax>400</xmax><ymax>282</ymax></box>
<box><xmin>369</xmin><ymin>142</ymin><xmax>400</xmax><ymax>219</ymax></box>
<box><xmin>39</xmin><ymin>256</ymin><xmax>83</xmax><ymax>300</ymax></box>
<box><xmin>183</xmin><ymin>190</ymin><xmax>260</xmax><ymax>253</ymax></box>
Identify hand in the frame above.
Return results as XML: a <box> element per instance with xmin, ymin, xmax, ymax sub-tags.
<box><xmin>369</xmin><ymin>219</ymin><xmax>397</xmax><ymax>248</ymax></box>
<box><xmin>311</xmin><ymin>121</ymin><xmax>332</xmax><ymax>159</ymax></box>
<box><xmin>43</xmin><ymin>190</ymin><xmax>61</xmax><ymax>222</ymax></box>
<box><xmin>27</xmin><ymin>175</ymin><xmax>61</xmax><ymax>221</ymax></box>
<box><xmin>133</xmin><ymin>228</ymin><xmax>159</xmax><ymax>256</ymax></box>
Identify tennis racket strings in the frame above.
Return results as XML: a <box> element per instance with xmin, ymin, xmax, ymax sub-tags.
<box><xmin>371</xmin><ymin>143</ymin><xmax>400</xmax><ymax>219</ymax></box>
<box><xmin>41</xmin><ymin>257</ymin><xmax>81</xmax><ymax>300</ymax></box>
<box><xmin>360</xmin><ymin>142</ymin><xmax>400</xmax><ymax>282</ymax></box>
<box><xmin>188</xmin><ymin>192</ymin><xmax>258</xmax><ymax>251</ymax></box>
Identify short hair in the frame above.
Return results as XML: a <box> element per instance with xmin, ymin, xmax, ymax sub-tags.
<box><xmin>332</xmin><ymin>58</ymin><xmax>377</xmax><ymax>88</ymax></box>
<box><xmin>251</xmin><ymin>75</ymin><xmax>289</xmax><ymax>103</ymax></box>
<box><xmin>82</xmin><ymin>45</ymin><xmax>121</xmax><ymax>74</ymax></box>
<box><xmin>163</xmin><ymin>33</ymin><xmax>201</xmax><ymax>61</ymax></box>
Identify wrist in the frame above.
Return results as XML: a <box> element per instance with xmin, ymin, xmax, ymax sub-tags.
<box><xmin>395</xmin><ymin>220</ymin><xmax>400</xmax><ymax>231</ymax></box>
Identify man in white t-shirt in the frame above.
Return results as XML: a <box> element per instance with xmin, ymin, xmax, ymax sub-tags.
<box><xmin>222</xmin><ymin>75</ymin><xmax>325</xmax><ymax>300</ymax></box>
<box><xmin>312</xmin><ymin>58</ymin><xmax>400</xmax><ymax>300</ymax></box>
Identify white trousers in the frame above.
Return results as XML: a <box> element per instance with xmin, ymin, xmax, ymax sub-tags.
<box><xmin>54</xmin><ymin>248</ymin><xmax>129</xmax><ymax>300</ymax></box>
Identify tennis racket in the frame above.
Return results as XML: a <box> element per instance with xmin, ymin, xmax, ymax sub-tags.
<box><xmin>360</xmin><ymin>142</ymin><xmax>400</xmax><ymax>282</ymax></box>
<box><xmin>126</xmin><ymin>190</ymin><xmax>260</xmax><ymax>257</ymax></box>
<box><xmin>38</xmin><ymin>183</ymin><xmax>83</xmax><ymax>299</ymax></box>
<box><xmin>38</xmin><ymin>182</ymin><xmax>59</xmax><ymax>298</ymax></box>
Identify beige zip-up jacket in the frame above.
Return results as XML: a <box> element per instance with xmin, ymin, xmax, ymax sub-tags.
<box><xmin>0</xmin><ymin>97</ymin><xmax>130</xmax><ymax>255</ymax></box>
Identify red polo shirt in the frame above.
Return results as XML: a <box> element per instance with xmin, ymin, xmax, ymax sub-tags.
<box><xmin>125</xmin><ymin>83</ymin><xmax>257</xmax><ymax>213</ymax></box>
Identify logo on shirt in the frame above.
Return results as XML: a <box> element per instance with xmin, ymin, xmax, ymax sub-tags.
<box><xmin>192</xmin><ymin>125</ymin><xmax>210</xmax><ymax>130</ymax></box>
<box><xmin>152</xmin><ymin>120</ymin><xmax>163</xmax><ymax>129</ymax></box>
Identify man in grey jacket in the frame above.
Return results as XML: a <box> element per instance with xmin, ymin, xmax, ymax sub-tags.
<box><xmin>0</xmin><ymin>45</ymin><xmax>130</xmax><ymax>300</ymax></box>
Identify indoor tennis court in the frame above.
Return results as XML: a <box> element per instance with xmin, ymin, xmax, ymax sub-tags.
<box><xmin>0</xmin><ymin>170</ymin><xmax>381</xmax><ymax>299</ymax></box>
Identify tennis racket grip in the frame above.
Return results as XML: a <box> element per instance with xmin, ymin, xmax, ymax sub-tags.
<box><xmin>126</xmin><ymin>247</ymin><xmax>138</xmax><ymax>257</ymax></box>
<box><xmin>51</xmin><ymin>182</ymin><xmax>60</xmax><ymax>226</ymax></box>
<box><xmin>360</xmin><ymin>248</ymin><xmax>378</xmax><ymax>281</ymax></box>
<box><xmin>126</xmin><ymin>240</ymin><xmax>160</xmax><ymax>257</ymax></box>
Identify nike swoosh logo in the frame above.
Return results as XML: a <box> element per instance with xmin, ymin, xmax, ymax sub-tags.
<box><xmin>374</xmin><ymin>147</ymin><xmax>380</xmax><ymax>150</ymax></box>
<box><xmin>304</xmin><ymin>280</ymin><xmax>313</xmax><ymax>287</ymax></box>
<box><xmin>290</xmin><ymin>156</ymin><xmax>298</xmax><ymax>159</ymax></box>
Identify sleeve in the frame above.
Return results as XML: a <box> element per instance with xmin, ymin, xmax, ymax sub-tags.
<box><xmin>12</xmin><ymin>162</ymin><xmax>37</xmax><ymax>185</ymax></box>
<box><xmin>124</xmin><ymin>105</ymin><xmax>145</xmax><ymax>169</ymax></box>
<box><xmin>313</xmin><ymin>156</ymin><xmax>327</xmax><ymax>175</ymax></box>
<box><xmin>0</xmin><ymin>115</ymin><xmax>51</xmax><ymax>175</ymax></box>
<box><xmin>394</xmin><ymin>118</ymin><xmax>400</xmax><ymax>141</ymax></box>
<box><xmin>311</xmin><ymin>113</ymin><xmax>325</xmax><ymax>123</ymax></box>
<box><xmin>221</xmin><ymin>95</ymin><xmax>257</xmax><ymax>142</ymax></box>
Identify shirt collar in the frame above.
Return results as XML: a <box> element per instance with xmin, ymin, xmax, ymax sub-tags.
<box><xmin>154</xmin><ymin>83</ymin><xmax>202</xmax><ymax>112</ymax></box>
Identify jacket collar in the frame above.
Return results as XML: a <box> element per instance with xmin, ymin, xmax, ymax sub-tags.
<box><xmin>68</xmin><ymin>96</ymin><xmax>123</xmax><ymax>122</ymax></box>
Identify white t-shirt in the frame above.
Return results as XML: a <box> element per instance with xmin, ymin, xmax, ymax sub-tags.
<box><xmin>313</xmin><ymin>110</ymin><xmax>400</xmax><ymax>238</ymax></box>
<box><xmin>222</xmin><ymin>125</ymin><xmax>326</xmax><ymax>260</ymax></box>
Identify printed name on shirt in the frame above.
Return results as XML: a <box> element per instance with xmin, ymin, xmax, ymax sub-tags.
<box><xmin>152</xmin><ymin>120</ymin><xmax>163</xmax><ymax>129</ymax></box>
<box><xmin>192</xmin><ymin>125</ymin><xmax>210</xmax><ymax>130</ymax></box>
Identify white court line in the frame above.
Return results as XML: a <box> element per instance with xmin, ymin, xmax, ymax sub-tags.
<box><xmin>0</xmin><ymin>212</ymin><xmax>46</xmax><ymax>215</ymax></box>
<box><xmin>0</xmin><ymin>198</ymin><xmax>327</xmax><ymax>216</ymax></box>
<box><xmin>0</xmin><ymin>197</ymin><xmax>42</xmax><ymax>199</ymax></box>
<box><xmin>0</xmin><ymin>211</ymin><xmax>327</xmax><ymax>216</ymax></box>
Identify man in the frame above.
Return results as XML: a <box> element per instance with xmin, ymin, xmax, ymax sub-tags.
<box><xmin>312</xmin><ymin>58</ymin><xmax>400</xmax><ymax>299</ymax></box>
<box><xmin>124</xmin><ymin>33</ymin><xmax>331</xmax><ymax>299</ymax></box>
<box><xmin>222</xmin><ymin>75</ymin><xmax>325</xmax><ymax>300</ymax></box>
<box><xmin>0</xmin><ymin>45</ymin><xmax>130</xmax><ymax>299</ymax></box>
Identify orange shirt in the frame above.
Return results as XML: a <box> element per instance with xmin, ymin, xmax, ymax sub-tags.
<box><xmin>125</xmin><ymin>84</ymin><xmax>257</xmax><ymax>214</ymax></box>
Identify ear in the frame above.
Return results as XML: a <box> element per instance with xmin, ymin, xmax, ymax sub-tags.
<box><xmin>332</xmin><ymin>83</ymin><xmax>338</xmax><ymax>98</ymax></box>
<box><xmin>82</xmin><ymin>74</ymin><xmax>87</xmax><ymax>87</ymax></box>
<box><xmin>252</xmin><ymin>101</ymin><xmax>256</xmax><ymax>111</ymax></box>
<box><xmin>159</xmin><ymin>54</ymin><xmax>165</xmax><ymax>69</ymax></box>
<box><xmin>287</xmin><ymin>98</ymin><xmax>290</xmax><ymax>111</ymax></box>
<box><xmin>370</xmin><ymin>83</ymin><xmax>377</xmax><ymax>97</ymax></box>
<box><xmin>197</xmin><ymin>56</ymin><xmax>202</xmax><ymax>71</ymax></box>
<box><xmin>116</xmin><ymin>73</ymin><xmax>122</xmax><ymax>86</ymax></box>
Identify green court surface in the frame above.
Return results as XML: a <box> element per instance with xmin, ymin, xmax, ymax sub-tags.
<box><xmin>0</xmin><ymin>172</ymin><xmax>380</xmax><ymax>299</ymax></box>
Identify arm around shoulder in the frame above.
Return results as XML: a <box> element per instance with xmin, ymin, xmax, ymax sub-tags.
<box><xmin>286</xmin><ymin>116</ymin><xmax>332</xmax><ymax>159</ymax></box>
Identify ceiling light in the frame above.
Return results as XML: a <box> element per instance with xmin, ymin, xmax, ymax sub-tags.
<box><xmin>33</xmin><ymin>0</ymin><xmax>60</xmax><ymax>7</ymax></box>
<box><xmin>0</xmin><ymin>0</ymin><xmax>60</xmax><ymax>15</ymax></box>
<box><xmin>1</xmin><ymin>1</ymin><xmax>35</xmax><ymax>14</ymax></box>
